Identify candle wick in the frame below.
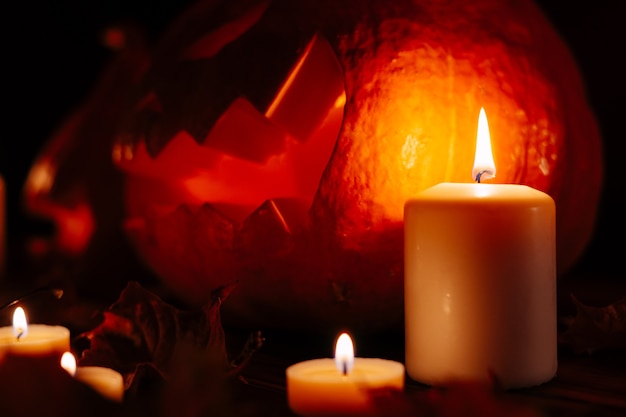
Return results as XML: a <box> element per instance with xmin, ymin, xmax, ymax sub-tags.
<box><xmin>342</xmin><ymin>360</ymin><xmax>348</xmax><ymax>376</ymax></box>
<box><xmin>475</xmin><ymin>170</ymin><xmax>494</xmax><ymax>183</ymax></box>
<box><xmin>16</xmin><ymin>328</ymin><xmax>23</xmax><ymax>341</ymax></box>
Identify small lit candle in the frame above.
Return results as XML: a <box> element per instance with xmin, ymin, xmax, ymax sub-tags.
<box><xmin>403</xmin><ymin>108</ymin><xmax>557</xmax><ymax>389</ymax></box>
<box><xmin>286</xmin><ymin>333</ymin><xmax>405</xmax><ymax>417</ymax></box>
<box><xmin>61</xmin><ymin>352</ymin><xmax>124</xmax><ymax>402</ymax></box>
<box><xmin>0</xmin><ymin>307</ymin><xmax>70</xmax><ymax>359</ymax></box>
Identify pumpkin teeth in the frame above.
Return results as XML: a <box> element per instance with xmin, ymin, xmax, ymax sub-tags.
<box><xmin>125</xmin><ymin>198</ymin><xmax>308</xmax><ymax>306</ymax></box>
<box><xmin>146</xmin><ymin>203</ymin><xmax>236</xmax><ymax>253</ymax></box>
<box><xmin>130</xmin><ymin>197</ymin><xmax>309</xmax><ymax>264</ymax></box>
<box><xmin>202</xmin><ymin>97</ymin><xmax>288</xmax><ymax>163</ymax></box>
<box><xmin>124</xmin><ymin>203</ymin><xmax>237</xmax><ymax>300</ymax></box>
<box><xmin>237</xmin><ymin>198</ymin><xmax>309</xmax><ymax>254</ymax></box>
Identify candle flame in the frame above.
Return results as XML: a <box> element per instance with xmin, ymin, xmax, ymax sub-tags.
<box><xmin>334</xmin><ymin>333</ymin><xmax>355</xmax><ymax>375</ymax></box>
<box><xmin>12</xmin><ymin>307</ymin><xmax>28</xmax><ymax>340</ymax></box>
<box><xmin>60</xmin><ymin>351</ymin><xmax>77</xmax><ymax>376</ymax></box>
<box><xmin>472</xmin><ymin>107</ymin><xmax>496</xmax><ymax>182</ymax></box>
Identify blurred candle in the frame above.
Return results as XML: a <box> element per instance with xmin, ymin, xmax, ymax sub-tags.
<box><xmin>403</xmin><ymin>108</ymin><xmax>557</xmax><ymax>389</ymax></box>
<box><xmin>286</xmin><ymin>333</ymin><xmax>405</xmax><ymax>416</ymax></box>
<box><xmin>0</xmin><ymin>172</ymin><xmax>4</xmax><ymax>278</ymax></box>
<box><xmin>0</xmin><ymin>307</ymin><xmax>69</xmax><ymax>359</ymax></box>
<box><xmin>61</xmin><ymin>352</ymin><xmax>124</xmax><ymax>402</ymax></box>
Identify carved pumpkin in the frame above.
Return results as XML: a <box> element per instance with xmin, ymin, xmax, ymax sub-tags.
<box><xmin>26</xmin><ymin>0</ymin><xmax>603</xmax><ymax>331</ymax></box>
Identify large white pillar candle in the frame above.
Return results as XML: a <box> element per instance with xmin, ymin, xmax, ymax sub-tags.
<box><xmin>403</xmin><ymin>108</ymin><xmax>557</xmax><ymax>389</ymax></box>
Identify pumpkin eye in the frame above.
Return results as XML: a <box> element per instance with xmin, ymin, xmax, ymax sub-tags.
<box><xmin>265</xmin><ymin>33</ymin><xmax>345</xmax><ymax>147</ymax></box>
<box><xmin>198</xmin><ymin>33</ymin><xmax>345</xmax><ymax>163</ymax></box>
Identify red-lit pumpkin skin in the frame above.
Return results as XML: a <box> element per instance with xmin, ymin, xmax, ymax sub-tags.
<box><xmin>111</xmin><ymin>0</ymin><xmax>602</xmax><ymax>331</ymax></box>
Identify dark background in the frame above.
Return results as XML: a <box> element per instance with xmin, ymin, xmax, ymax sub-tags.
<box><xmin>2</xmin><ymin>0</ymin><xmax>625</xmax><ymax>278</ymax></box>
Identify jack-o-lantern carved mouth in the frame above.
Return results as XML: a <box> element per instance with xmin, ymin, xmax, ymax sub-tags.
<box><xmin>113</xmin><ymin>32</ymin><xmax>345</xmax><ymax>227</ymax></box>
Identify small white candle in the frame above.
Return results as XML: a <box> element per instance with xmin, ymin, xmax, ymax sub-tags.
<box><xmin>403</xmin><ymin>108</ymin><xmax>557</xmax><ymax>389</ymax></box>
<box><xmin>61</xmin><ymin>352</ymin><xmax>124</xmax><ymax>402</ymax></box>
<box><xmin>286</xmin><ymin>333</ymin><xmax>405</xmax><ymax>416</ymax></box>
<box><xmin>0</xmin><ymin>307</ymin><xmax>70</xmax><ymax>359</ymax></box>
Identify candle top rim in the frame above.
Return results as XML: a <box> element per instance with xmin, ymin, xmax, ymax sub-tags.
<box><xmin>0</xmin><ymin>324</ymin><xmax>70</xmax><ymax>332</ymax></box>
<box><xmin>287</xmin><ymin>357</ymin><xmax>405</xmax><ymax>381</ymax></box>
<box><xmin>75</xmin><ymin>366</ymin><xmax>124</xmax><ymax>379</ymax></box>
<box><xmin>0</xmin><ymin>324</ymin><xmax>70</xmax><ymax>343</ymax></box>
<box><xmin>410</xmin><ymin>182</ymin><xmax>554</xmax><ymax>203</ymax></box>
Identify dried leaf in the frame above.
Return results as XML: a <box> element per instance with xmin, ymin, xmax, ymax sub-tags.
<box><xmin>228</xmin><ymin>330</ymin><xmax>265</xmax><ymax>378</ymax></box>
<box><xmin>75</xmin><ymin>281</ymin><xmax>236</xmax><ymax>389</ymax></box>
<box><xmin>558</xmin><ymin>294</ymin><xmax>626</xmax><ymax>354</ymax></box>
